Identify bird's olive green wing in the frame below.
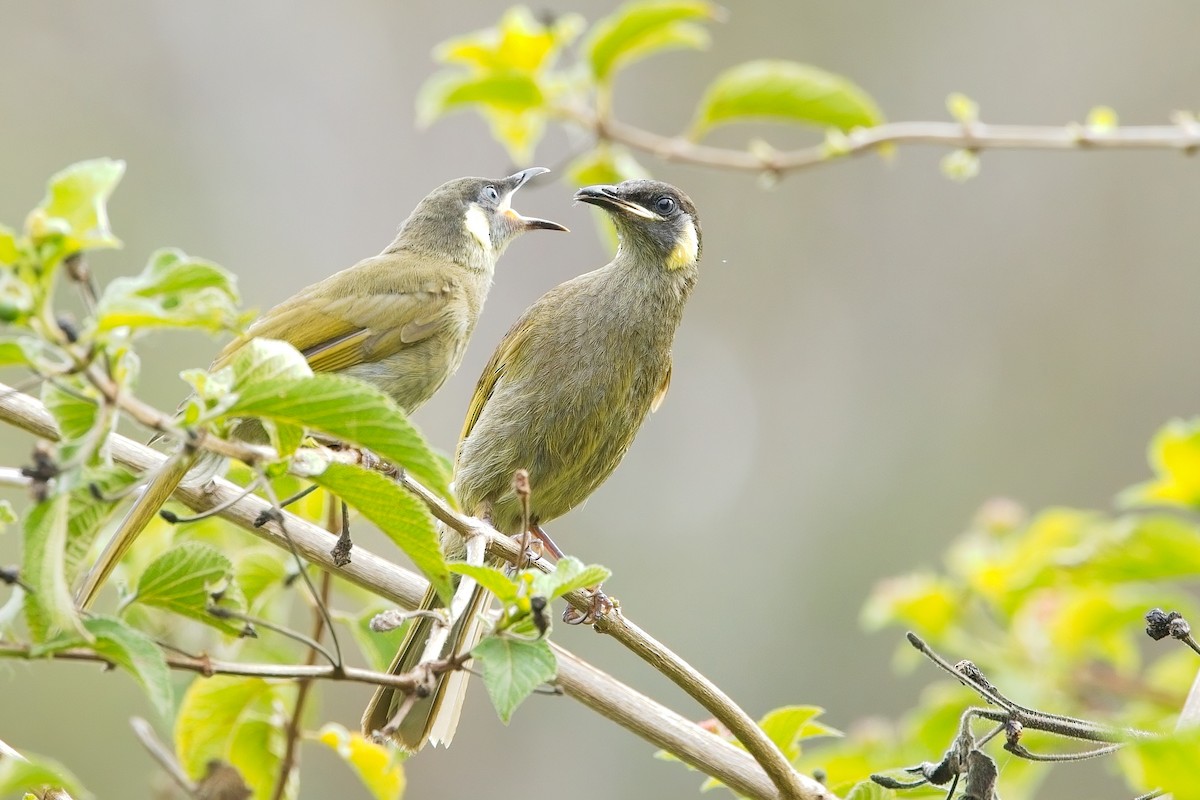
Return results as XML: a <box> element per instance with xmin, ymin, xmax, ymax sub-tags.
<box><xmin>212</xmin><ymin>254</ymin><xmax>461</xmax><ymax>374</ymax></box>
<box><xmin>459</xmin><ymin>317</ymin><xmax>533</xmax><ymax>445</ymax></box>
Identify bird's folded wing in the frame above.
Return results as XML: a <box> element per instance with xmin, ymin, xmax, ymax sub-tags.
<box><xmin>211</xmin><ymin>265</ymin><xmax>459</xmax><ymax>375</ymax></box>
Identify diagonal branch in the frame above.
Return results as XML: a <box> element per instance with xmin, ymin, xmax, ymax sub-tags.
<box><xmin>0</xmin><ymin>382</ymin><xmax>825</xmax><ymax>800</ymax></box>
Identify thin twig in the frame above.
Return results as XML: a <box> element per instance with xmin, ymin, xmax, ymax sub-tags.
<box><xmin>130</xmin><ymin>717</ymin><xmax>195</xmax><ymax>797</ymax></box>
<box><xmin>559</xmin><ymin>106</ymin><xmax>1200</xmax><ymax>175</ymax></box>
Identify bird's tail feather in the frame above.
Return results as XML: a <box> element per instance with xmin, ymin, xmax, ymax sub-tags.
<box><xmin>75</xmin><ymin>448</ymin><xmax>202</xmax><ymax>609</ymax></box>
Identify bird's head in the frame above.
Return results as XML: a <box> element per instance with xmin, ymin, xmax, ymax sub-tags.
<box><xmin>574</xmin><ymin>179</ymin><xmax>702</xmax><ymax>271</ymax></box>
<box><xmin>397</xmin><ymin>168</ymin><xmax>567</xmax><ymax>268</ymax></box>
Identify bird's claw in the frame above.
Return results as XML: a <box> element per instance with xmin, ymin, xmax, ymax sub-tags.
<box><xmin>562</xmin><ymin>586</ymin><xmax>614</xmax><ymax>625</ymax></box>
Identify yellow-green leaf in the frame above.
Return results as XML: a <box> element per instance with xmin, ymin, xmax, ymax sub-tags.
<box><xmin>417</xmin><ymin>70</ymin><xmax>544</xmax><ymax>126</ymax></box>
<box><xmin>316</xmin><ymin>723</ymin><xmax>406</xmax><ymax>800</ymax></box>
<box><xmin>0</xmin><ymin>750</ymin><xmax>92</xmax><ymax>800</ymax></box>
<box><xmin>1123</xmin><ymin>728</ymin><xmax>1200</xmax><ymax>800</ymax></box>
<box><xmin>0</xmin><ymin>224</ymin><xmax>19</xmax><ymax>265</ymax></box>
<box><xmin>585</xmin><ymin>1</ymin><xmax>720</xmax><ymax>81</ymax></box>
<box><xmin>473</xmin><ymin>636</ymin><xmax>556</xmax><ymax>723</ymax></box>
<box><xmin>175</xmin><ymin>676</ymin><xmax>295</xmax><ymax>800</ymax></box>
<box><xmin>25</xmin><ymin>158</ymin><xmax>125</xmax><ymax>253</ymax></box>
<box><xmin>691</xmin><ymin>60</ymin><xmax>883</xmax><ymax>138</ymax></box>
<box><xmin>22</xmin><ymin>493</ymin><xmax>82</xmax><ymax>642</ymax></box>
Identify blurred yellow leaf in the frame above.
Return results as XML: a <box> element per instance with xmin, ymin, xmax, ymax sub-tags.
<box><xmin>437</xmin><ymin>6</ymin><xmax>583</xmax><ymax>73</ymax></box>
<box><xmin>317</xmin><ymin>723</ymin><xmax>406</xmax><ymax>800</ymax></box>
<box><xmin>861</xmin><ymin>572</ymin><xmax>959</xmax><ymax>636</ymax></box>
<box><xmin>1122</xmin><ymin>418</ymin><xmax>1200</xmax><ymax>508</ymax></box>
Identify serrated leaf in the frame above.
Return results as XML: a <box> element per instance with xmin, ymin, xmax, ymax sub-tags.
<box><xmin>531</xmin><ymin>555</ymin><xmax>611</xmax><ymax>600</ymax></box>
<box><xmin>175</xmin><ymin>676</ymin><xmax>295</xmax><ymax>800</ymax></box>
<box><xmin>0</xmin><ymin>751</ymin><xmax>91</xmax><ymax>800</ymax></box>
<box><xmin>691</xmin><ymin>60</ymin><xmax>883</xmax><ymax>137</ymax></box>
<box><xmin>129</xmin><ymin>541</ymin><xmax>245</xmax><ymax>634</ymax></box>
<box><xmin>585</xmin><ymin>1</ymin><xmax>720</xmax><ymax>81</ymax></box>
<box><xmin>449</xmin><ymin>563</ymin><xmax>519</xmax><ymax>603</ymax></box>
<box><xmin>95</xmin><ymin>248</ymin><xmax>243</xmax><ymax>334</ymax></box>
<box><xmin>225</xmin><ymin>363</ymin><xmax>451</xmax><ymax>502</ymax></box>
<box><xmin>83</xmin><ymin>615</ymin><xmax>174</xmax><ymax>720</ymax></box>
<box><xmin>25</xmin><ymin>158</ymin><xmax>125</xmax><ymax>254</ymax></box>
<box><xmin>417</xmin><ymin>70</ymin><xmax>545</xmax><ymax>126</ymax></box>
<box><xmin>308</xmin><ymin>462</ymin><xmax>451</xmax><ymax>603</ymax></box>
<box><xmin>473</xmin><ymin>636</ymin><xmax>556</xmax><ymax>723</ymax></box>
<box><xmin>316</xmin><ymin>723</ymin><xmax>406</xmax><ymax>800</ymax></box>
<box><xmin>22</xmin><ymin>493</ymin><xmax>81</xmax><ymax>642</ymax></box>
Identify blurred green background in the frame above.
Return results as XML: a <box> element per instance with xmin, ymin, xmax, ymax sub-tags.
<box><xmin>4</xmin><ymin>1</ymin><xmax>1200</xmax><ymax>797</ymax></box>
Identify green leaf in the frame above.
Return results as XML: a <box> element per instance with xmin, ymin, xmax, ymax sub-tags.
<box><xmin>449</xmin><ymin>563</ymin><xmax>519</xmax><ymax>603</ymax></box>
<box><xmin>84</xmin><ymin>616</ymin><xmax>174</xmax><ymax>721</ymax></box>
<box><xmin>128</xmin><ymin>541</ymin><xmax>245</xmax><ymax>635</ymax></box>
<box><xmin>316</xmin><ymin>723</ymin><xmax>406</xmax><ymax>800</ymax></box>
<box><xmin>1123</xmin><ymin>418</ymin><xmax>1200</xmax><ymax>508</ymax></box>
<box><xmin>691</xmin><ymin>60</ymin><xmax>884</xmax><ymax>137</ymax></box>
<box><xmin>22</xmin><ymin>493</ymin><xmax>81</xmax><ymax>642</ymax></box>
<box><xmin>0</xmin><ymin>499</ymin><xmax>15</xmax><ymax>527</ymax></box>
<box><xmin>585</xmin><ymin>1</ymin><xmax>720</xmax><ymax>81</ymax></box>
<box><xmin>0</xmin><ymin>339</ymin><xmax>32</xmax><ymax>366</ymax></box>
<box><xmin>1124</xmin><ymin>728</ymin><xmax>1200</xmax><ymax>800</ymax></box>
<box><xmin>94</xmin><ymin>248</ymin><xmax>244</xmax><ymax>334</ymax></box>
<box><xmin>41</xmin><ymin>379</ymin><xmax>99</xmax><ymax>441</ymax></box>
<box><xmin>225</xmin><ymin>346</ymin><xmax>451</xmax><ymax>501</ymax></box>
<box><xmin>417</xmin><ymin>70</ymin><xmax>544</xmax><ymax>126</ymax></box>
<box><xmin>532</xmin><ymin>555</ymin><xmax>611</xmax><ymax>600</ymax></box>
<box><xmin>308</xmin><ymin>462</ymin><xmax>451</xmax><ymax>604</ymax></box>
<box><xmin>1081</xmin><ymin>515</ymin><xmax>1200</xmax><ymax>583</ymax></box>
<box><xmin>175</xmin><ymin>676</ymin><xmax>295</xmax><ymax>800</ymax></box>
<box><xmin>235</xmin><ymin>547</ymin><xmax>290</xmax><ymax>613</ymax></box>
<box><xmin>472</xmin><ymin>636</ymin><xmax>557</xmax><ymax>723</ymax></box>
<box><xmin>757</xmin><ymin>705</ymin><xmax>838</xmax><ymax>761</ymax></box>
<box><xmin>24</xmin><ymin>158</ymin><xmax>125</xmax><ymax>254</ymax></box>
<box><xmin>0</xmin><ymin>751</ymin><xmax>91</xmax><ymax>800</ymax></box>
<box><xmin>844</xmin><ymin>782</ymin><xmax>895</xmax><ymax>800</ymax></box>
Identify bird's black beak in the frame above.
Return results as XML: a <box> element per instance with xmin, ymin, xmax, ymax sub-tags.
<box><xmin>501</xmin><ymin>167</ymin><xmax>569</xmax><ymax>232</ymax></box>
<box><xmin>574</xmin><ymin>184</ymin><xmax>658</xmax><ymax>219</ymax></box>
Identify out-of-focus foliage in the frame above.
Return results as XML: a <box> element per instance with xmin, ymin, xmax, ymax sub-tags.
<box><xmin>418</xmin><ymin>2</ymin><xmax>887</xmax><ymax>243</ymax></box>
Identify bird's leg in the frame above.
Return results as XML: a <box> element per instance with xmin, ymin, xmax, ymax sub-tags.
<box><xmin>528</xmin><ymin>521</ymin><xmax>566</xmax><ymax>560</ymax></box>
<box><xmin>329</xmin><ymin>500</ymin><xmax>353</xmax><ymax>567</ymax></box>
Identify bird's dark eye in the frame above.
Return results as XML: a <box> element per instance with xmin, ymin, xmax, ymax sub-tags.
<box><xmin>484</xmin><ymin>185</ymin><xmax>500</xmax><ymax>203</ymax></box>
<box><xmin>654</xmin><ymin>196</ymin><xmax>677</xmax><ymax>215</ymax></box>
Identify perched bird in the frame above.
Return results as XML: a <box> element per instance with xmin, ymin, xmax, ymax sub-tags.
<box><xmin>362</xmin><ymin>178</ymin><xmax>702</xmax><ymax>750</ymax></box>
<box><xmin>75</xmin><ymin>168</ymin><xmax>567</xmax><ymax>609</ymax></box>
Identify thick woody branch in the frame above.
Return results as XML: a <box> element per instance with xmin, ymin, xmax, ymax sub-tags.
<box><xmin>560</xmin><ymin>107</ymin><xmax>1200</xmax><ymax>174</ymax></box>
<box><xmin>0</xmin><ymin>383</ymin><xmax>815</xmax><ymax>800</ymax></box>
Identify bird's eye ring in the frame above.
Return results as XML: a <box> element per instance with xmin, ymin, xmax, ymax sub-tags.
<box><xmin>484</xmin><ymin>185</ymin><xmax>500</xmax><ymax>203</ymax></box>
<box><xmin>654</xmin><ymin>196</ymin><xmax>677</xmax><ymax>215</ymax></box>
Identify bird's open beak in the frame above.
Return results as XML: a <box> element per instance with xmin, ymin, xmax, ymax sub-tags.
<box><xmin>501</xmin><ymin>167</ymin><xmax>569</xmax><ymax>232</ymax></box>
<box><xmin>574</xmin><ymin>184</ymin><xmax>658</xmax><ymax>219</ymax></box>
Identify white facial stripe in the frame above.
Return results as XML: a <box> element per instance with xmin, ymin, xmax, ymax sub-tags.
<box><xmin>464</xmin><ymin>203</ymin><xmax>492</xmax><ymax>250</ymax></box>
<box><xmin>667</xmin><ymin>219</ymin><xmax>699</xmax><ymax>270</ymax></box>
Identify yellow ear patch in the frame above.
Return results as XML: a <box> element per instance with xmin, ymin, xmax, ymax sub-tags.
<box><xmin>464</xmin><ymin>203</ymin><xmax>492</xmax><ymax>250</ymax></box>
<box><xmin>666</xmin><ymin>219</ymin><xmax>699</xmax><ymax>270</ymax></box>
